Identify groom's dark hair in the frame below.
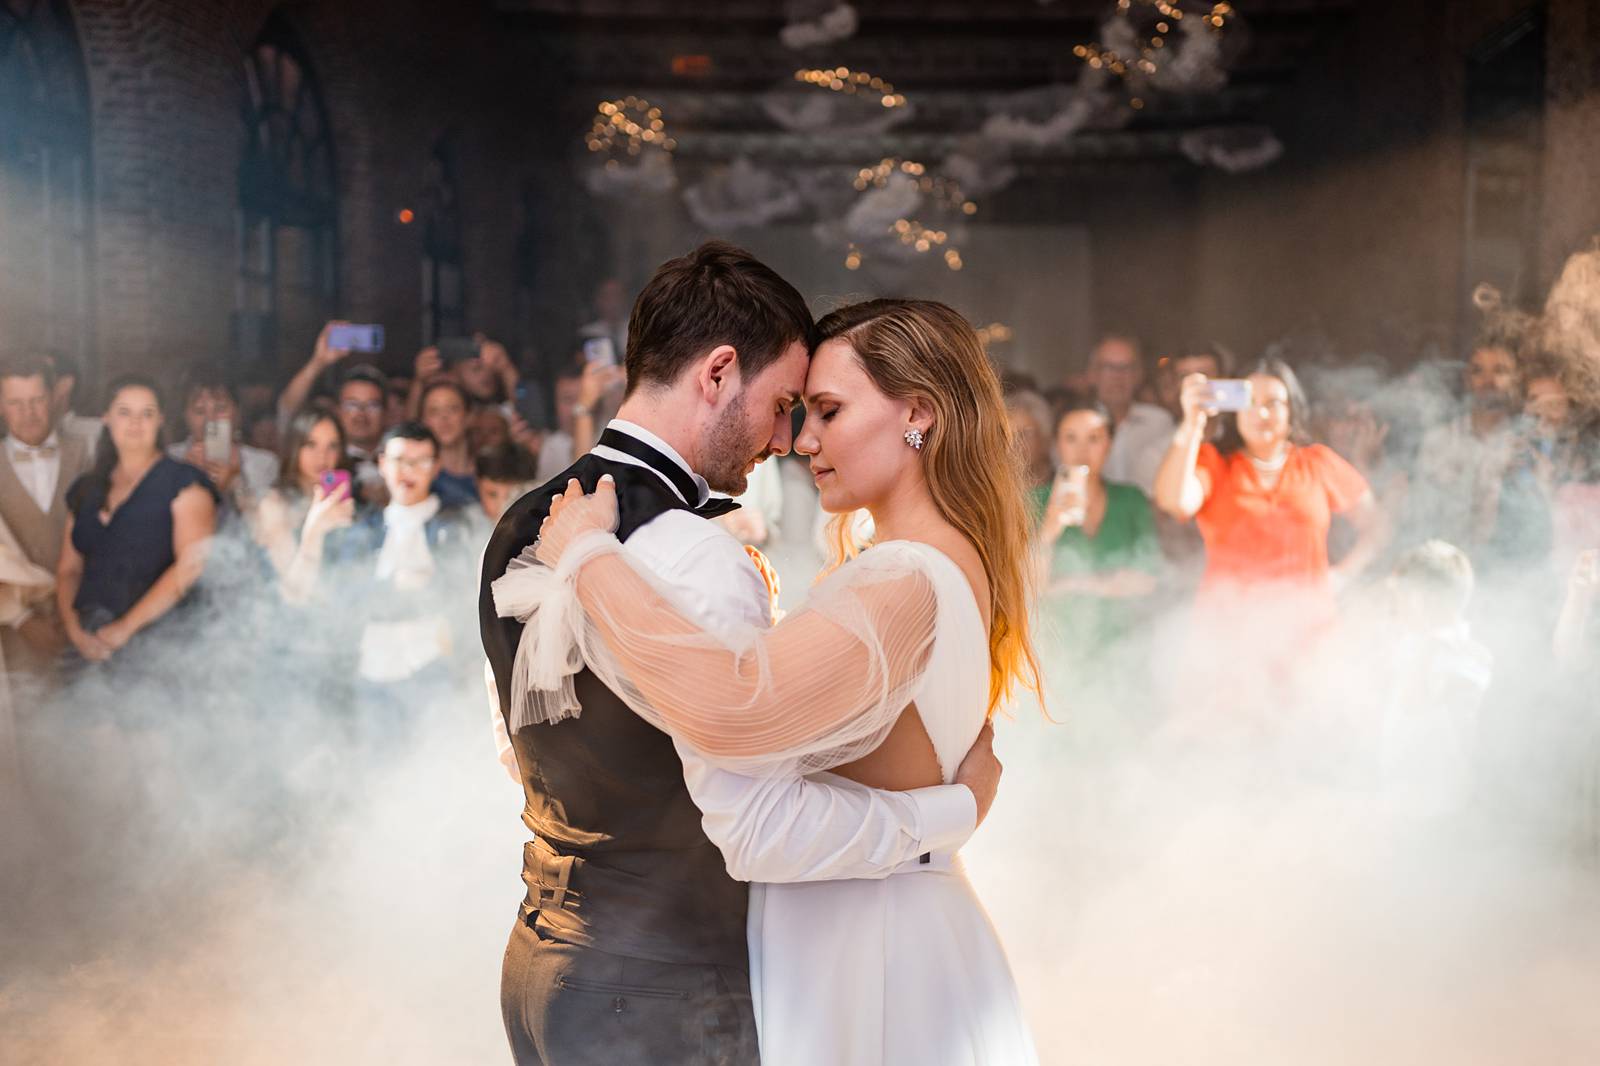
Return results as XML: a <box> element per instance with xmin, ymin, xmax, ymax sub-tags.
<box><xmin>623</xmin><ymin>240</ymin><xmax>817</xmax><ymax>396</ymax></box>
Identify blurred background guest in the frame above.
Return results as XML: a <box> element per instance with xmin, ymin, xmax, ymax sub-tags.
<box><xmin>1410</xmin><ymin>337</ymin><xmax>1550</xmax><ymax>570</ymax></box>
<box><xmin>168</xmin><ymin>368</ymin><xmax>277</xmax><ymax>519</ymax></box>
<box><xmin>1154</xmin><ymin>358</ymin><xmax>1388</xmax><ymax>626</ymax></box>
<box><xmin>1085</xmin><ymin>334</ymin><xmax>1175</xmax><ymax>495</ymax></box>
<box><xmin>1005</xmin><ymin>388</ymin><xmax>1055</xmax><ymax>492</ymax></box>
<box><xmin>325</xmin><ymin>422</ymin><xmax>474</xmax><ymax>742</ymax></box>
<box><xmin>0</xmin><ymin>352</ymin><xmax>95</xmax><ymax>687</ymax></box>
<box><xmin>474</xmin><ymin>441</ymin><xmax>538</xmax><ymax>526</ymax></box>
<box><xmin>577</xmin><ymin>277</ymin><xmax>629</xmax><ymax>358</ymax></box>
<box><xmin>417</xmin><ymin>380</ymin><xmax>478</xmax><ymax>510</ymax></box>
<box><xmin>1315</xmin><ymin>362</ymin><xmax>1410</xmax><ymax>573</ymax></box>
<box><xmin>253</xmin><ymin>404</ymin><xmax>355</xmax><ymax>597</ymax></box>
<box><xmin>1376</xmin><ymin>540</ymin><xmax>1493</xmax><ymax>817</ymax></box>
<box><xmin>41</xmin><ymin>351</ymin><xmax>102</xmax><ymax>451</ymax></box>
<box><xmin>534</xmin><ymin>352</ymin><xmax>623</xmax><ymax>483</ymax></box>
<box><xmin>57</xmin><ymin>377</ymin><xmax>217</xmax><ymax>667</ymax></box>
<box><xmin>1032</xmin><ymin>400</ymin><xmax>1160</xmax><ymax>697</ymax></box>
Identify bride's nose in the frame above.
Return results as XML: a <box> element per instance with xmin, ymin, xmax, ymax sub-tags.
<box><xmin>794</xmin><ymin>416</ymin><xmax>820</xmax><ymax>457</ymax></box>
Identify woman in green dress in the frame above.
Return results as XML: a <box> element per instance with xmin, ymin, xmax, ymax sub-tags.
<box><xmin>1031</xmin><ymin>400</ymin><xmax>1162</xmax><ymax>716</ymax></box>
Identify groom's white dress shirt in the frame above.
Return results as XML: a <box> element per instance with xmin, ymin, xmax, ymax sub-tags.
<box><xmin>491</xmin><ymin>419</ymin><xmax>976</xmax><ymax>883</ymax></box>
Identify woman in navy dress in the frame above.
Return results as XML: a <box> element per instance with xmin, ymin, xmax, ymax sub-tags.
<box><xmin>56</xmin><ymin>375</ymin><xmax>218</xmax><ymax>664</ymax></box>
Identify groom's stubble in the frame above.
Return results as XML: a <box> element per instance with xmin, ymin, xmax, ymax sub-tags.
<box><xmin>700</xmin><ymin>387</ymin><xmax>766</xmax><ymax>495</ymax></box>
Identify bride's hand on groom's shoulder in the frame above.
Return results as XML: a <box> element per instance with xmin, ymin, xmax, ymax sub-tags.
<box><xmin>535</xmin><ymin>476</ymin><xmax>620</xmax><ymax>567</ymax></box>
<box><xmin>954</xmin><ymin>722</ymin><xmax>1002</xmax><ymax>827</ymax></box>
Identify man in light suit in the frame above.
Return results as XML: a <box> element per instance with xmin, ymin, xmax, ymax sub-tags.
<box><xmin>0</xmin><ymin>351</ymin><xmax>95</xmax><ymax>691</ymax></box>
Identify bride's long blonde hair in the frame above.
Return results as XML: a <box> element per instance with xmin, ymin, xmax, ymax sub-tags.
<box><xmin>816</xmin><ymin>298</ymin><xmax>1042</xmax><ymax>717</ymax></box>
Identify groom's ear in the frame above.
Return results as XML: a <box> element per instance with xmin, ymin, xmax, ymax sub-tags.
<box><xmin>695</xmin><ymin>344</ymin><xmax>740</xmax><ymax>404</ymax></box>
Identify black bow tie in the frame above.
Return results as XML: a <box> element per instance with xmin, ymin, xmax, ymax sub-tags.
<box><xmin>693</xmin><ymin>496</ymin><xmax>741</xmax><ymax>519</ymax></box>
<box><xmin>598</xmin><ymin>427</ymin><xmax>741</xmax><ymax>519</ymax></box>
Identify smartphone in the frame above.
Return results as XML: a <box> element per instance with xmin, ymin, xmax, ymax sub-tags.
<box><xmin>319</xmin><ymin>469</ymin><xmax>352</xmax><ymax>498</ymax></box>
<box><xmin>437</xmin><ymin>336</ymin><xmax>480</xmax><ymax>364</ymax></box>
<box><xmin>1206</xmin><ymin>378</ymin><xmax>1254</xmax><ymax>413</ymax></box>
<box><xmin>1052</xmin><ymin>465</ymin><xmax>1090</xmax><ymax>527</ymax></box>
<box><xmin>328</xmin><ymin>323</ymin><xmax>386</xmax><ymax>353</ymax></box>
<box><xmin>582</xmin><ymin>336</ymin><xmax>617</xmax><ymax>368</ymax></box>
<box><xmin>203</xmin><ymin>418</ymin><xmax>232</xmax><ymax>465</ymax></box>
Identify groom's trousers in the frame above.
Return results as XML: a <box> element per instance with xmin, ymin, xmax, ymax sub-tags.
<box><xmin>501</xmin><ymin>917</ymin><xmax>760</xmax><ymax>1065</ymax></box>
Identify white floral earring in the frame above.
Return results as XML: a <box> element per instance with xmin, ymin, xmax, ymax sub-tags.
<box><xmin>904</xmin><ymin>428</ymin><xmax>925</xmax><ymax>450</ymax></box>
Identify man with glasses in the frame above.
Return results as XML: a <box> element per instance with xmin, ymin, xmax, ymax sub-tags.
<box><xmin>335</xmin><ymin>367</ymin><xmax>390</xmax><ymax>506</ymax></box>
<box><xmin>329</xmin><ymin>421</ymin><xmax>475</xmax><ymax>740</ymax></box>
<box><xmin>1085</xmin><ymin>334</ymin><xmax>1175</xmax><ymax>494</ymax></box>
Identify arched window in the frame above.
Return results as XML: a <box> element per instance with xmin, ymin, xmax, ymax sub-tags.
<box><xmin>420</xmin><ymin>133</ymin><xmax>465</xmax><ymax>343</ymax></box>
<box><xmin>235</xmin><ymin>13</ymin><xmax>338</xmax><ymax>370</ymax></box>
<box><xmin>0</xmin><ymin>0</ymin><xmax>93</xmax><ymax>366</ymax></box>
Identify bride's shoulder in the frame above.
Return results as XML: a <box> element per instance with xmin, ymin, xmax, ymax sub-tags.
<box><xmin>861</xmin><ymin>536</ymin><xmax>984</xmax><ymax>596</ymax></box>
<box><xmin>865</xmin><ymin>536</ymin><xmax>989</xmax><ymax>624</ymax></box>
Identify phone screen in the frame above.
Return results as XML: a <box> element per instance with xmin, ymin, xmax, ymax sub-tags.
<box><xmin>437</xmin><ymin>336</ymin><xmax>480</xmax><ymax>364</ymax></box>
<box><xmin>583</xmin><ymin>337</ymin><xmax>617</xmax><ymax>368</ymax></box>
<box><xmin>203</xmin><ymin>418</ymin><xmax>232</xmax><ymax>465</ymax></box>
<box><xmin>1207</xmin><ymin>379</ymin><xmax>1253</xmax><ymax>413</ymax></box>
<box><xmin>320</xmin><ymin>469</ymin><xmax>353</xmax><ymax>497</ymax></box>
<box><xmin>328</xmin><ymin>323</ymin><xmax>385</xmax><ymax>353</ymax></box>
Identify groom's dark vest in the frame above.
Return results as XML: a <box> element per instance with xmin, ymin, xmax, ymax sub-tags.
<box><xmin>479</xmin><ymin>438</ymin><xmax>750</xmax><ymax>970</ymax></box>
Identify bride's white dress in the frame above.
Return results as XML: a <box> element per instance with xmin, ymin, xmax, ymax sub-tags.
<box><xmin>748</xmin><ymin>542</ymin><xmax>1038</xmax><ymax>1066</ymax></box>
<box><xmin>497</xmin><ymin>533</ymin><xmax>1038</xmax><ymax>1065</ymax></box>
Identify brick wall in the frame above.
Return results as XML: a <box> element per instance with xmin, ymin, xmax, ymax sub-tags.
<box><xmin>59</xmin><ymin>0</ymin><xmax>572</xmax><ymax>394</ymax></box>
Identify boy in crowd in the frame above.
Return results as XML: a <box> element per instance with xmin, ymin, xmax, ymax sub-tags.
<box><xmin>1379</xmin><ymin>540</ymin><xmax>1493</xmax><ymax>816</ymax></box>
<box><xmin>474</xmin><ymin>442</ymin><xmax>539</xmax><ymax>525</ymax></box>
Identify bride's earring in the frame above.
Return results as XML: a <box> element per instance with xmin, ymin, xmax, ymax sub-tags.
<box><xmin>904</xmin><ymin>428</ymin><xmax>925</xmax><ymax>451</ymax></box>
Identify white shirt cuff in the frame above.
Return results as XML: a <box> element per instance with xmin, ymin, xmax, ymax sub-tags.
<box><xmin>906</xmin><ymin>783</ymin><xmax>977</xmax><ymax>855</ymax></box>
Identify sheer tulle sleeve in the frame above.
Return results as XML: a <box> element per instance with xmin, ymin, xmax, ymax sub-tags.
<box><xmin>492</xmin><ymin>531</ymin><xmax>939</xmax><ymax>776</ymax></box>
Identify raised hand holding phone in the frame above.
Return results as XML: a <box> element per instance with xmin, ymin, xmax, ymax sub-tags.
<box><xmin>313</xmin><ymin>320</ymin><xmax>355</xmax><ymax>368</ymax></box>
<box><xmin>303</xmin><ymin>477</ymin><xmax>355</xmax><ymax>540</ymax></box>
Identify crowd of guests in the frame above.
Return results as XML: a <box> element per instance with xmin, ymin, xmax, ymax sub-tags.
<box><xmin>0</xmin><ymin>268</ymin><xmax>1596</xmax><ymax>836</ymax></box>
<box><xmin>0</xmin><ymin>295</ymin><xmax>640</xmax><ymax>755</ymax></box>
<box><xmin>1006</xmin><ymin>311</ymin><xmax>1597</xmax><ymax>811</ymax></box>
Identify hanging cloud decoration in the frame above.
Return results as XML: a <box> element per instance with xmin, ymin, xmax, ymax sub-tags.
<box><xmin>763</xmin><ymin>84</ymin><xmax>914</xmax><ymax>137</ymax></box>
<box><xmin>981</xmin><ymin>82</ymin><xmax>1123</xmax><ymax>148</ymax></box>
<box><xmin>1179</xmin><ymin>125</ymin><xmax>1284</xmax><ymax>173</ymax></box>
<box><xmin>1150</xmin><ymin>16</ymin><xmax>1228</xmax><ymax>94</ymax></box>
<box><xmin>780</xmin><ymin>2</ymin><xmax>859</xmax><ymax>50</ymax></box>
<box><xmin>683</xmin><ymin>157</ymin><xmax>804</xmax><ymax>232</ymax></box>
<box><xmin>941</xmin><ymin>144</ymin><xmax>1018</xmax><ymax>199</ymax></box>
<box><xmin>582</xmin><ymin>149</ymin><xmax>677</xmax><ymax>198</ymax></box>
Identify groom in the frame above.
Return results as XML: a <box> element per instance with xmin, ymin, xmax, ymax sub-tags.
<box><xmin>480</xmin><ymin>241</ymin><xmax>1000</xmax><ymax>1065</ymax></box>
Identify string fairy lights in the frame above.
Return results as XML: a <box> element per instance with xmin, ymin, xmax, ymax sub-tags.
<box><xmin>1072</xmin><ymin>0</ymin><xmax>1235</xmax><ymax>108</ymax></box>
<box><xmin>582</xmin><ymin>96</ymin><xmax>678</xmax><ymax>197</ymax></box>
<box><xmin>793</xmin><ymin>66</ymin><xmax>907</xmax><ymax>109</ymax></box>
<box><xmin>585</xmin><ymin>97</ymin><xmax>677</xmax><ymax>158</ymax></box>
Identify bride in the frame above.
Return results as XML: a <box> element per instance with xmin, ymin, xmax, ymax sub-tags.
<box><xmin>512</xmin><ymin>298</ymin><xmax>1042</xmax><ymax>1065</ymax></box>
